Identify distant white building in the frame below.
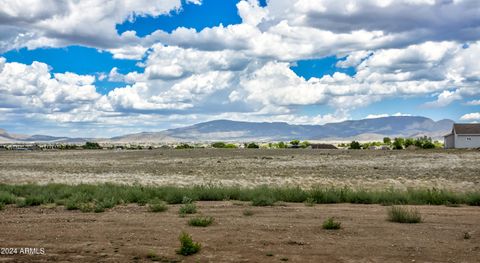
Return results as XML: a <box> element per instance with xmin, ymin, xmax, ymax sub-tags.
<box><xmin>444</xmin><ymin>124</ymin><xmax>480</xmax><ymax>149</ymax></box>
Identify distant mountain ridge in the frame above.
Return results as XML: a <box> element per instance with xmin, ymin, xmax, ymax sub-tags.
<box><xmin>157</xmin><ymin>116</ymin><xmax>453</xmax><ymax>142</ymax></box>
<box><xmin>0</xmin><ymin>116</ymin><xmax>454</xmax><ymax>143</ymax></box>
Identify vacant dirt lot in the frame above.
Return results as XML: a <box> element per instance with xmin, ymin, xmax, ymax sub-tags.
<box><xmin>1</xmin><ymin>149</ymin><xmax>479</xmax><ymax>262</ymax></box>
<box><xmin>0</xmin><ymin>149</ymin><xmax>479</xmax><ymax>191</ymax></box>
<box><xmin>0</xmin><ymin>202</ymin><xmax>479</xmax><ymax>263</ymax></box>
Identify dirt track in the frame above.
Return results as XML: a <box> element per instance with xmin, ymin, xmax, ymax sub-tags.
<box><xmin>0</xmin><ymin>149</ymin><xmax>479</xmax><ymax>191</ymax></box>
<box><xmin>0</xmin><ymin>202</ymin><xmax>479</xmax><ymax>263</ymax></box>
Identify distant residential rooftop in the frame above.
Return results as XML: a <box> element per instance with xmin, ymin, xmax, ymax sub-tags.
<box><xmin>451</xmin><ymin>123</ymin><xmax>480</xmax><ymax>135</ymax></box>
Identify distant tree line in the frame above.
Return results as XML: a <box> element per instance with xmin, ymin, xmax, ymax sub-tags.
<box><xmin>346</xmin><ymin>136</ymin><xmax>441</xmax><ymax>150</ymax></box>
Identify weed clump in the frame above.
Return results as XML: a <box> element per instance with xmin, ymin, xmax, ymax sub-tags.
<box><xmin>188</xmin><ymin>216</ymin><xmax>214</xmax><ymax>227</ymax></box>
<box><xmin>322</xmin><ymin>217</ymin><xmax>341</xmax><ymax>230</ymax></box>
<box><xmin>79</xmin><ymin>202</ymin><xmax>95</xmax><ymax>212</ymax></box>
<box><xmin>148</xmin><ymin>200</ymin><xmax>168</xmax><ymax>213</ymax></box>
<box><xmin>304</xmin><ymin>197</ymin><xmax>316</xmax><ymax>206</ymax></box>
<box><xmin>387</xmin><ymin>206</ymin><xmax>422</xmax><ymax>223</ymax></box>
<box><xmin>0</xmin><ymin>202</ymin><xmax>4</xmax><ymax>210</ymax></box>
<box><xmin>179</xmin><ymin>203</ymin><xmax>197</xmax><ymax>215</ymax></box>
<box><xmin>179</xmin><ymin>196</ymin><xmax>197</xmax><ymax>215</ymax></box>
<box><xmin>176</xmin><ymin>232</ymin><xmax>201</xmax><ymax>256</ymax></box>
<box><xmin>0</xmin><ymin>191</ymin><xmax>16</xmax><ymax>204</ymax></box>
<box><xmin>251</xmin><ymin>195</ymin><xmax>275</xmax><ymax>206</ymax></box>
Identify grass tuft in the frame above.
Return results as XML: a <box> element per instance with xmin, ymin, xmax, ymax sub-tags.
<box><xmin>179</xmin><ymin>203</ymin><xmax>197</xmax><ymax>216</ymax></box>
<box><xmin>188</xmin><ymin>216</ymin><xmax>214</xmax><ymax>227</ymax></box>
<box><xmin>0</xmin><ymin>191</ymin><xmax>16</xmax><ymax>204</ymax></box>
<box><xmin>251</xmin><ymin>195</ymin><xmax>276</xmax><ymax>206</ymax></box>
<box><xmin>176</xmin><ymin>232</ymin><xmax>201</xmax><ymax>256</ymax></box>
<box><xmin>304</xmin><ymin>197</ymin><xmax>316</xmax><ymax>206</ymax></box>
<box><xmin>322</xmin><ymin>217</ymin><xmax>341</xmax><ymax>230</ymax></box>
<box><xmin>148</xmin><ymin>200</ymin><xmax>168</xmax><ymax>213</ymax></box>
<box><xmin>0</xmin><ymin>183</ymin><xmax>478</xmax><ymax>211</ymax></box>
<box><xmin>387</xmin><ymin>206</ymin><xmax>422</xmax><ymax>223</ymax></box>
<box><xmin>79</xmin><ymin>202</ymin><xmax>95</xmax><ymax>212</ymax></box>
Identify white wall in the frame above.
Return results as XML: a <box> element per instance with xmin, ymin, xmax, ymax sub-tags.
<box><xmin>444</xmin><ymin>134</ymin><xmax>455</xmax><ymax>149</ymax></box>
<box><xmin>454</xmin><ymin>135</ymin><xmax>480</xmax><ymax>148</ymax></box>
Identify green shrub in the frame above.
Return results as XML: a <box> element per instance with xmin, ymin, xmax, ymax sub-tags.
<box><xmin>387</xmin><ymin>206</ymin><xmax>422</xmax><ymax>223</ymax></box>
<box><xmin>251</xmin><ymin>195</ymin><xmax>275</xmax><ymax>206</ymax></box>
<box><xmin>349</xmin><ymin>141</ymin><xmax>361</xmax><ymax>149</ymax></box>
<box><xmin>179</xmin><ymin>203</ymin><xmax>197</xmax><ymax>215</ymax></box>
<box><xmin>212</xmin><ymin>142</ymin><xmax>226</xmax><ymax>148</ymax></box>
<box><xmin>304</xmin><ymin>197</ymin><xmax>316</xmax><ymax>206</ymax></box>
<box><xmin>83</xmin><ymin>142</ymin><xmax>102</xmax><ymax>149</ymax></box>
<box><xmin>0</xmin><ymin>202</ymin><xmax>4</xmax><ymax>210</ymax></box>
<box><xmin>94</xmin><ymin>204</ymin><xmax>105</xmax><ymax>213</ymax></box>
<box><xmin>176</xmin><ymin>232</ymin><xmax>201</xmax><ymax>256</ymax></box>
<box><xmin>79</xmin><ymin>202</ymin><xmax>95</xmax><ymax>212</ymax></box>
<box><xmin>149</xmin><ymin>200</ymin><xmax>168</xmax><ymax>212</ymax></box>
<box><xmin>322</xmin><ymin>217</ymin><xmax>341</xmax><ymax>230</ymax></box>
<box><xmin>0</xmin><ymin>191</ymin><xmax>16</xmax><ymax>204</ymax></box>
<box><xmin>188</xmin><ymin>216</ymin><xmax>214</xmax><ymax>227</ymax></box>
<box><xmin>466</xmin><ymin>192</ymin><xmax>480</xmax><ymax>206</ymax></box>
<box><xmin>246</xmin><ymin>142</ymin><xmax>259</xmax><ymax>149</ymax></box>
<box><xmin>25</xmin><ymin>195</ymin><xmax>47</xmax><ymax>206</ymax></box>
<box><xmin>175</xmin><ymin>144</ymin><xmax>194</xmax><ymax>149</ymax></box>
<box><xmin>16</xmin><ymin>198</ymin><xmax>27</xmax><ymax>208</ymax></box>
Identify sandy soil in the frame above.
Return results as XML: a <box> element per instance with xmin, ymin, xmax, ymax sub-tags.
<box><xmin>0</xmin><ymin>202</ymin><xmax>479</xmax><ymax>263</ymax></box>
<box><xmin>0</xmin><ymin>149</ymin><xmax>479</xmax><ymax>191</ymax></box>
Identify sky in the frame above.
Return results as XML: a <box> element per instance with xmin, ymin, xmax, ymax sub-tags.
<box><xmin>0</xmin><ymin>0</ymin><xmax>479</xmax><ymax>137</ymax></box>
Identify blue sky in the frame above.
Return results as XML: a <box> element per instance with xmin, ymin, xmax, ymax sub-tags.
<box><xmin>0</xmin><ymin>0</ymin><xmax>479</xmax><ymax>137</ymax></box>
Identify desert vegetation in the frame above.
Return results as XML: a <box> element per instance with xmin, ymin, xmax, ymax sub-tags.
<box><xmin>0</xmin><ymin>184</ymin><xmax>478</xmax><ymax>212</ymax></box>
<box><xmin>387</xmin><ymin>206</ymin><xmax>422</xmax><ymax>223</ymax></box>
<box><xmin>188</xmin><ymin>216</ymin><xmax>214</xmax><ymax>227</ymax></box>
<box><xmin>176</xmin><ymin>232</ymin><xmax>201</xmax><ymax>256</ymax></box>
<box><xmin>344</xmin><ymin>136</ymin><xmax>442</xmax><ymax>150</ymax></box>
<box><xmin>322</xmin><ymin>217</ymin><xmax>342</xmax><ymax>230</ymax></box>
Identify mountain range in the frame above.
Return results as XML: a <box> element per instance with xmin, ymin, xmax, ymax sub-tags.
<box><xmin>0</xmin><ymin>116</ymin><xmax>454</xmax><ymax>143</ymax></box>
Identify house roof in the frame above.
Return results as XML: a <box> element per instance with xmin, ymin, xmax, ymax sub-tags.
<box><xmin>453</xmin><ymin>123</ymin><xmax>480</xmax><ymax>135</ymax></box>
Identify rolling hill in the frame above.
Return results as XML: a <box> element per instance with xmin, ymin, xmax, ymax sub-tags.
<box><xmin>0</xmin><ymin>116</ymin><xmax>454</xmax><ymax>143</ymax></box>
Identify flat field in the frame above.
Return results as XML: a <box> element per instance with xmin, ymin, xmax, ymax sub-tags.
<box><xmin>0</xmin><ymin>149</ymin><xmax>479</xmax><ymax>191</ymax></box>
<box><xmin>0</xmin><ymin>149</ymin><xmax>479</xmax><ymax>262</ymax></box>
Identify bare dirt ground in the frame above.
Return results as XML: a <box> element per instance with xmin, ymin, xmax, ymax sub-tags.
<box><xmin>0</xmin><ymin>202</ymin><xmax>479</xmax><ymax>263</ymax></box>
<box><xmin>0</xmin><ymin>149</ymin><xmax>479</xmax><ymax>191</ymax></box>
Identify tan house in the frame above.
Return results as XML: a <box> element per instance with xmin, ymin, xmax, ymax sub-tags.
<box><xmin>444</xmin><ymin>123</ymin><xmax>480</xmax><ymax>149</ymax></box>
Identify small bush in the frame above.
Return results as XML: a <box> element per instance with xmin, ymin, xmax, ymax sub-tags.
<box><xmin>79</xmin><ymin>202</ymin><xmax>95</xmax><ymax>212</ymax></box>
<box><xmin>182</xmin><ymin>196</ymin><xmax>193</xmax><ymax>204</ymax></box>
<box><xmin>322</xmin><ymin>217</ymin><xmax>341</xmax><ymax>230</ymax></box>
<box><xmin>387</xmin><ymin>206</ymin><xmax>422</xmax><ymax>223</ymax></box>
<box><xmin>243</xmin><ymin>209</ymin><xmax>254</xmax><ymax>216</ymax></box>
<box><xmin>304</xmin><ymin>197</ymin><xmax>316</xmax><ymax>206</ymax></box>
<box><xmin>0</xmin><ymin>202</ymin><xmax>4</xmax><ymax>210</ymax></box>
<box><xmin>251</xmin><ymin>196</ymin><xmax>275</xmax><ymax>206</ymax></box>
<box><xmin>188</xmin><ymin>216</ymin><xmax>214</xmax><ymax>227</ymax></box>
<box><xmin>179</xmin><ymin>203</ymin><xmax>197</xmax><ymax>215</ymax></box>
<box><xmin>94</xmin><ymin>204</ymin><xmax>105</xmax><ymax>213</ymax></box>
<box><xmin>176</xmin><ymin>232</ymin><xmax>201</xmax><ymax>256</ymax></box>
<box><xmin>149</xmin><ymin>200</ymin><xmax>168</xmax><ymax>213</ymax></box>
<box><xmin>25</xmin><ymin>195</ymin><xmax>46</xmax><ymax>206</ymax></box>
<box><xmin>16</xmin><ymin>198</ymin><xmax>27</xmax><ymax>208</ymax></box>
<box><xmin>0</xmin><ymin>191</ymin><xmax>16</xmax><ymax>204</ymax></box>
